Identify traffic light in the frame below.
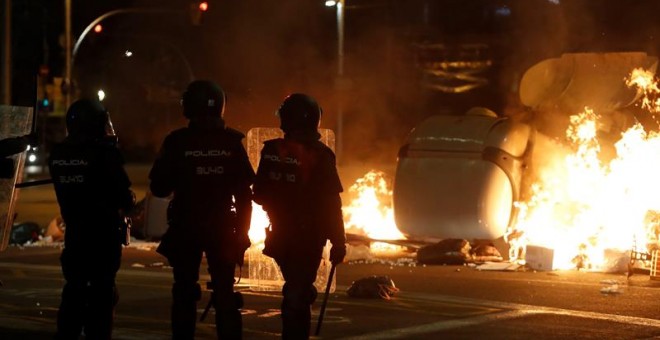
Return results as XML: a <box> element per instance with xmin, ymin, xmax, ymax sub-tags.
<box><xmin>94</xmin><ymin>24</ymin><xmax>103</xmax><ymax>34</ymax></box>
<box><xmin>39</xmin><ymin>97</ymin><xmax>52</xmax><ymax>113</ymax></box>
<box><xmin>189</xmin><ymin>1</ymin><xmax>209</xmax><ymax>26</ymax></box>
<box><xmin>199</xmin><ymin>1</ymin><xmax>209</xmax><ymax>12</ymax></box>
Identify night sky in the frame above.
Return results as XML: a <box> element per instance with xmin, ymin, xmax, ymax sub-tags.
<box><xmin>3</xmin><ymin>0</ymin><xmax>660</xmax><ymax>164</ymax></box>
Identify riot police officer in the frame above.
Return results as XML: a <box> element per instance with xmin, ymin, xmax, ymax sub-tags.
<box><xmin>150</xmin><ymin>80</ymin><xmax>253</xmax><ymax>339</ymax></box>
<box><xmin>253</xmin><ymin>93</ymin><xmax>347</xmax><ymax>339</ymax></box>
<box><xmin>49</xmin><ymin>98</ymin><xmax>136</xmax><ymax>339</ymax></box>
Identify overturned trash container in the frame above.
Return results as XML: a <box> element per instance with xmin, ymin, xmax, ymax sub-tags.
<box><xmin>394</xmin><ymin>107</ymin><xmax>532</xmax><ymax>242</ymax></box>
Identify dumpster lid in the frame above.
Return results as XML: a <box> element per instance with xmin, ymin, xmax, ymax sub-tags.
<box><xmin>519</xmin><ymin>52</ymin><xmax>658</xmax><ymax>114</ymax></box>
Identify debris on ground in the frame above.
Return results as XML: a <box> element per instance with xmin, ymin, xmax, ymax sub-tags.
<box><xmin>9</xmin><ymin>222</ymin><xmax>42</xmax><ymax>245</ymax></box>
<box><xmin>476</xmin><ymin>262</ymin><xmax>521</xmax><ymax>271</ymax></box>
<box><xmin>416</xmin><ymin>239</ymin><xmax>471</xmax><ymax>265</ymax></box>
<box><xmin>347</xmin><ymin>275</ymin><xmax>399</xmax><ymax>300</ymax></box>
<box><xmin>600</xmin><ymin>279</ymin><xmax>623</xmax><ymax>295</ymax></box>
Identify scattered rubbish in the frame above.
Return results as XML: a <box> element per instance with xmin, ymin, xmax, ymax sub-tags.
<box><xmin>600</xmin><ymin>284</ymin><xmax>621</xmax><ymax>295</ymax></box>
<box><xmin>347</xmin><ymin>275</ymin><xmax>399</xmax><ymax>300</ymax></box>
<box><xmin>10</xmin><ymin>222</ymin><xmax>42</xmax><ymax>245</ymax></box>
<box><xmin>45</xmin><ymin>216</ymin><xmax>65</xmax><ymax>242</ymax></box>
<box><xmin>416</xmin><ymin>239</ymin><xmax>471</xmax><ymax>265</ymax></box>
<box><xmin>476</xmin><ymin>262</ymin><xmax>521</xmax><ymax>271</ymax></box>
<box><xmin>416</xmin><ymin>239</ymin><xmax>505</xmax><ymax>265</ymax></box>
<box><xmin>471</xmin><ymin>243</ymin><xmax>504</xmax><ymax>263</ymax></box>
<box><xmin>525</xmin><ymin>245</ymin><xmax>554</xmax><ymax>271</ymax></box>
<box><xmin>600</xmin><ymin>279</ymin><xmax>623</xmax><ymax>295</ymax></box>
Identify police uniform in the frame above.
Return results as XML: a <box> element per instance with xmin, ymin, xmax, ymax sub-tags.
<box><xmin>253</xmin><ymin>132</ymin><xmax>346</xmax><ymax>339</ymax></box>
<box><xmin>150</xmin><ymin>118</ymin><xmax>254</xmax><ymax>340</ymax></box>
<box><xmin>49</xmin><ymin>137</ymin><xmax>134</xmax><ymax>339</ymax></box>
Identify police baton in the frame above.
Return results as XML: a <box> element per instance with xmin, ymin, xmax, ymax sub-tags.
<box><xmin>315</xmin><ymin>262</ymin><xmax>337</xmax><ymax>336</ymax></box>
<box><xmin>15</xmin><ymin>178</ymin><xmax>53</xmax><ymax>188</ymax></box>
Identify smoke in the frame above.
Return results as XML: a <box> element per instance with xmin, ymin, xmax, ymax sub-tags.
<box><xmin>78</xmin><ymin>0</ymin><xmax>660</xmax><ymax>166</ymax></box>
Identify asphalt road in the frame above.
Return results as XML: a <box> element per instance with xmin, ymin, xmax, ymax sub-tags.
<box><xmin>6</xmin><ymin>164</ymin><xmax>660</xmax><ymax>339</ymax></box>
<box><xmin>1</xmin><ymin>245</ymin><xmax>660</xmax><ymax>339</ymax></box>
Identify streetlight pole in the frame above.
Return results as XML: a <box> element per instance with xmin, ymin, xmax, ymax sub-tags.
<box><xmin>64</xmin><ymin>0</ymin><xmax>71</xmax><ymax>108</ymax></box>
<box><xmin>337</xmin><ymin>0</ymin><xmax>345</xmax><ymax>162</ymax></box>
<box><xmin>326</xmin><ymin>0</ymin><xmax>345</xmax><ymax>162</ymax></box>
<box><xmin>2</xmin><ymin>0</ymin><xmax>11</xmax><ymax>104</ymax></box>
<box><xmin>67</xmin><ymin>8</ymin><xmax>180</xmax><ymax>106</ymax></box>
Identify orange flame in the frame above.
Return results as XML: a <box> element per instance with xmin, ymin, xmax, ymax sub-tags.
<box><xmin>510</xmin><ymin>68</ymin><xmax>660</xmax><ymax>270</ymax></box>
<box><xmin>343</xmin><ymin>170</ymin><xmax>405</xmax><ymax>252</ymax></box>
<box><xmin>248</xmin><ymin>170</ymin><xmax>405</xmax><ymax>253</ymax></box>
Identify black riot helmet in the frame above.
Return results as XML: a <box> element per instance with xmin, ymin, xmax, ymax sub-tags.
<box><xmin>66</xmin><ymin>98</ymin><xmax>116</xmax><ymax>143</ymax></box>
<box><xmin>276</xmin><ymin>93</ymin><xmax>322</xmax><ymax>134</ymax></box>
<box><xmin>181</xmin><ymin>80</ymin><xmax>226</xmax><ymax>119</ymax></box>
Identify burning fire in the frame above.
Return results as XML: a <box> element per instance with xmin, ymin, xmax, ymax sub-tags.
<box><xmin>510</xmin><ymin>68</ymin><xmax>660</xmax><ymax>270</ymax></box>
<box><xmin>247</xmin><ymin>203</ymin><xmax>269</xmax><ymax>249</ymax></box>
<box><xmin>246</xmin><ymin>69</ymin><xmax>660</xmax><ymax>271</ymax></box>
<box><xmin>248</xmin><ymin>170</ymin><xmax>405</xmax><ymax>252</ymax></box>
<box><xmin>343</xmin><ymin>170</ymin><xmax>405</xmax><ymax>252</ymax></box>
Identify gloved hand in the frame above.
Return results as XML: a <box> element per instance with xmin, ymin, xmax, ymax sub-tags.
<box><xmin>330</xmin><ymin>243</ymin><xmax>346</xmax><ymax>265</ymax></box>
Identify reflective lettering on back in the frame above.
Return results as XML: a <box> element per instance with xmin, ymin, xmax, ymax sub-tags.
<box><xmin>59</xmin><ymin>175</ymin><xmax>85</xmax><ymax>183</ymax></box>
<box><xmin>185</xmin><ymin>150</ymin><xmax>231</xmax><ymax>157</ymax></box>
<box><xmin>196</xmin><ymin>166</ymin><xmax>225</xmax><ymax>175</ymax></box>
<box><xmin>263</xmin><ymin>154</ymin><xmax>301</xmax><ymax>165</ymax></box>
<box><xmin>52</xmin><ymin>159</ymin><xmax>88</xmax><ymax>166</ymax></box>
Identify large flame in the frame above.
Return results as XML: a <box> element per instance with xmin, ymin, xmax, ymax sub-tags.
<box><xmin>248</xmin><ymin>170</ymin><xmax>405</xmax><ymax>252</ymax></box>
<box><xmin>343</xmin><ymin>170</ymin><xmax>405</xmax><ymax>252</ymax></box>
<box><xmin>510</xmin><ymin>68</ymin><xmax>660</xmax><ymax>270</ymax></box>
<box><xmin>248</xmin><ymin>203</ymin><xmax>269</xmax><ymax>249</ymax></box>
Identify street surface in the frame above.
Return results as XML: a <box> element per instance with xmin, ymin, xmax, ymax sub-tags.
<box><xmin>1</xmin><ymin>245</ymin><xmax>660</xmax><ymax>339</ymax></box>
<box><xmin>3</xmin><ymin>164</ymin><xmax>660</xmax><ymax>339</ymax></box>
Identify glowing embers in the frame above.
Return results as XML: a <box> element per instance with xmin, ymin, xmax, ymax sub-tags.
<box><xmin>508</xmin><ymin>68</ymin><xmax>660</xmax><ymax>271</ymax></box>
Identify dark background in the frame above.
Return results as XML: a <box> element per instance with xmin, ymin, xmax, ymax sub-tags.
<box><xmin>3</xmin><ymin>0</ymin><xmax>660</xmax><ymax>164</ymax></box>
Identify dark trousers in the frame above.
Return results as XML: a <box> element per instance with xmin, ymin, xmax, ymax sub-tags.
<box><xmin>55</xmin><ymin>244</ymin><xmax>121</xmax><ymax>340</ymax></box>
<box><xmin>276</xmin><ymin>255</ymin><xmax>322</xmax><ymax>340</ymax></box>
<box><xmin>169</xmin><ymin>244</ymin><xmax>240</xmax><ymax>340</ymax></box>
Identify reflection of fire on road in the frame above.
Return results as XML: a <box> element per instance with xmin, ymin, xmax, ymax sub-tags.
<box><xmin>508</xmin><ymin>68</ymin><xmax>660</xmax><ymax>271</ymax></box>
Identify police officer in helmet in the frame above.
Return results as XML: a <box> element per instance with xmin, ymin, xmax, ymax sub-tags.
<box><xmin>150</xmin><ymin>80</ymin><xmax>254</xmax><ymax>339</ymax></box>
<box><xmin>49</xmin><ymin>98</ymin><xmax>136</xmax><ymax>339</ymax></box>
<box><xmin>253</xmin><ymin>93</ymin><xmax>347</xmax><ymax>339</ymax></box>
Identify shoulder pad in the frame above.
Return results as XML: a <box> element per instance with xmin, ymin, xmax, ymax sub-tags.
<box><xmin>167</xmin><ymin>127</ymin><xmax>189</xmax><ymax>139</ymax></box>
<box><xmin>263</xmin><ymin>138</ymin><xmax>284</xmax><ymax>147</ymax></box>
<box><xmin>312</xmin><ymin>140</ymin><xmax>336</xmax><ymax>155</ymax></box>
<box><xmin>225</xmin><ymin>127</ymin><xmax>245</xmax><ymax>139</ymax></box>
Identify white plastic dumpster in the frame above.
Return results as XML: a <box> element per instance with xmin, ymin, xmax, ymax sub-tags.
<box><xmin>393</xmin><ymin>107</ymin><xmax>532</xmax><ymax>241</ymax></box>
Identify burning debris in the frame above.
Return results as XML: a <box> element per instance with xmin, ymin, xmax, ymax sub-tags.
<box><xmin>508</xmin><ymin>65</ymin><xmax>660</xmax><ymax>271</ymax></box>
